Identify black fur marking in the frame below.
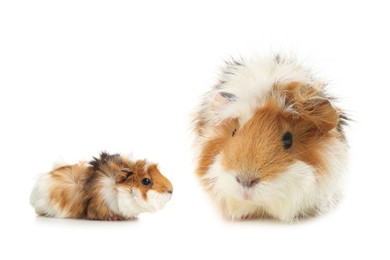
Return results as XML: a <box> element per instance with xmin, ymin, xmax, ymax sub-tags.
<box><xmin>83</xmin><ymin>197</ymin><xmax>92</xmax><ymax>218</ymax></box>
<box><xmin>275</xmin><ymin>54</ymin><xmax>281</xmax><ymax>64</ymax></box>
<box><xmin>121</xmin><ymin>170</ymin><xmax>134</xmax><ymax>179</ymax></box>
<box><xmin>89</xmin><ymin>152</ymin><xmax>120</xmax><ymax>171</ymax></box>
<box><xmin>233</xmin><ymin>60</ymin><xmax>243</xmax><ymax>66</ymax></box>
<box><xmin>216</xmin><ymin>81</ymin><xmax>226</xmax><ymax>88</ymax></box>
<box><xmin>221</xmin><ymin>57</ymin><xmax>244</xmax><ymax>76</ymax></box>
<box><xmin>337</xmin><ymin>113</ymin><xmax>351</xmax><ymax>141</ymax></box>
<box><xmin>339</xmin><ymin>113</ymin><xmax>350</xmax><ymax>125</ymax></box>
<box><xmin>232</xmin><ymin>128</ymin><xmax>237</xmax><ymax>137</ymax></box>
<box><xmin>224</xmin><ymin>57</ymin><xmax>243</xmax><ymax>67</ymax></box>
<box><xmin>224</xmin><ymin>71</ymin><xmax>235</xmax><ymax>75</ymax></box>
<box><xmin>220</xmin><ymin>92</ymin><xmax>237</xmax><ymax>101</ymax></box>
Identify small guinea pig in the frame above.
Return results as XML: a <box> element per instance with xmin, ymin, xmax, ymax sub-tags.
<box><xmin>30</xmin><ymin>152</ymin><xmax>173</xmax><ymax>220</ymax></box>
<box><xmin>193</xmin><ymin>54</ymin><xmax>349</xmax><ymax>222</ymax></box>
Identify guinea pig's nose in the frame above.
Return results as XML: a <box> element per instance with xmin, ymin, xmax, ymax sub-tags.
<box><xmin>235</xmin><ymin>175</ymin><xmax>260</xmax><ymax>188</ymax></box>
<box><xmin>167</xmin><ymin>190</ymin><xmax>173</xmax><ymax>194</ymax></box>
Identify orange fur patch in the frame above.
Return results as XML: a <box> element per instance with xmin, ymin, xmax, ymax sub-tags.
<box><xmin>221</xmin><ymin>104</ymin><xmax>295</xmax><ymax>181</ymax></box>
<box><xmin>198</xmin><ymin>83</ymin><xmax>342</xmax><ymax>181</ymax></box>
<box><xmin>49</xmin><ymin>163</ymin><xmax>93</xmax><ymax>218</ymax></box>
<box><xmin>196</xmin><ymin>118</ymin><xmax>239</xmax><ymax>176</ymax></box>
<box><xmin>114</xmin><ymin>160</ymin><xmax>173</xmax><ymax>200</ymax></box>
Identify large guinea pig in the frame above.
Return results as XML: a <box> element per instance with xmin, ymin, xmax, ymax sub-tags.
<box><xmin>30</xmin><ymin>152</ymin><xmax>173</xmax><ymax>220</ymax></box>
<box><xmin>193</xmin><ymin>54</ymin><xmax>349</xmax><ymax>222</ymax></box>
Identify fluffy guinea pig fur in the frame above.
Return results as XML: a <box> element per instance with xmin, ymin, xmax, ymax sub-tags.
<box><xmin>30</xmin><ymin>152</ymin><xmax>173</xmax><ymax>220</ymax></box>
<box><xmin>193</xmin><ymin>54</ymin><xmax>349</xmax><ymax>222</ymax></box>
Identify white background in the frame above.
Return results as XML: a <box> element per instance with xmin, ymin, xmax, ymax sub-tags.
<box><xmin>1</xmin><ymin>0</ymin><xmax>389</xmax><ymax>259</ymax></box>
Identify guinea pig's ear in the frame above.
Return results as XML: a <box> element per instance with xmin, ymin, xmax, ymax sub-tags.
<box><xmin>116</xmin><ymin>169</ymin><xmax>133</xmax><ymax>184</ymax></box>
<box><xmin>295</xmin><ymin>97</ymin><xmax>339</xmax><ymax>132</ymax></box>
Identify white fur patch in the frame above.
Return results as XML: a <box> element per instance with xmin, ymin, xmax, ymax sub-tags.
<box><xmin>116</xmin><ymin>188</ymin><xmax>145</xmax><ymax>218</ymax></box>
<box><xmin>116</xmin><ymin>188</ymin><xmax>172</xmax><ymax>218</ymax></box>
<box><xmin>202</xmin><ymin>138</ymin><xmax>347</xmax><ymax>222</ymax></box>
<box><xmin>99</xmin><ymin>175</ymin><xmax>119</xmax><ymax>213</ymax></box>
<box><xmin>30</xmin><ymin>174</ymin><xmax>69</xmax><ymax>218</ymax></box>
<box><xmin>195</xmin><ymin>54</ymin><xmax>320</xmax><ymax>132</ymax></box>
<box><xmin>145</xmin><ymin>190</ymin><xmax>172</xmax><ymax>211</ymax></box>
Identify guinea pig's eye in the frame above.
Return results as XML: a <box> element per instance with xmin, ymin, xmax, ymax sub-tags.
<box><xmin>282</xmin><ymin>131</ymin><xmax>293</xmax><ymax>149</ymax></box>
<box><xmin>232</xmin><ymin>129</ymin><xmax>237</xmax><ymax>137</ymax></box>
<box><xmin>141</xmin><ymin>178</ymin><xmax>152</xmax><ymax>186</ymax></box>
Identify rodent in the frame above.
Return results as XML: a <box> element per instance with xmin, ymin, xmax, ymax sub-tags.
<box><xmin>30</xmin><ymin>152</ymin><xmax>173</xmax><ymax>220</ymax></box>
<box><xmin>193</xmin><ymin>54</ymin><xmax>349</xmax><ymax>222</ymax></box>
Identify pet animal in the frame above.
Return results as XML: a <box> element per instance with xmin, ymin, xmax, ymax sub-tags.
<box><xmin>193</xmin><ymin>54</ymin><xmax>349</xmax><ymax>222</ymax></box>
<box><xmin>30</xmin><ymin>152</ymin><xmax>173</xmax><ymax>220</ymax></box>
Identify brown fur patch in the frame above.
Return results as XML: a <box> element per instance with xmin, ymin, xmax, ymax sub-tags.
<box><xmin>221</xmin><ymin>104</ymin><xmax>295</xmax><ymax>181</ymax></box>
<box><xmin>198</xmin><ymin>83</ymin><xmax>342</xmax><ymax>182</ymax></box>
<box><xmin>281</xmin><ymin>82</ymin><xmax>339</xmax><ymax>132</ymax></box>
<box><xmin>196</xmin><ymin>118</ymin><xmax>239</xmax><ymax>176</ymax></box>
<box><xmin>147</xmin><ymin>164</ymin><xmax>173</xmax><ymax>193</ymax></box>
<box><xmin>49</xmin><ymin>163</ymin><xmax>93</xmax><ymax>218</ymax></box>
<box><xmin>115</xmin><ymin>160</ymin><xmax>173</xmax><ymax>200</ymax></box>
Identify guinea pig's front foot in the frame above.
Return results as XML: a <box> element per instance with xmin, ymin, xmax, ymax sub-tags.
<box><xmin>108</xmin><ymin>215</ymin><xmax>125</xmax><ymax>221</ymax></box>
<box><xmin>240</xmin><ymin>214</ymin><xmax>252</xmax><ymax>220</ymax></box>
<box><xmin>224</xmin><ymin>213</ymin><xmax>253</xmax><ymax>221</ymax></box>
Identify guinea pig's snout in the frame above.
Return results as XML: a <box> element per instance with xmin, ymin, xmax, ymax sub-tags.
<box><xmin>235</xmin><ymin>175</ymin><xmax>260</xmax><ymax>188</ymax></box>
<box><xmin>167</xmin><ymin>189</ymin><xmax>173</xmax><ymax>194</ymax></box>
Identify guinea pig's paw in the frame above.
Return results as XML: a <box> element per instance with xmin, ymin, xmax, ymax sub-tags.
<box><xmin>234</xmin><ymin>213</ymin><xmax>260</xmax><ymax>221</ymax></box>
<box><xmin>223</xmin><ymin>211</ymin><xmax>252</xmax><ymax>221</ymax></box>
<box><xmin>107</xmin><ymin>215</ymin><xmax>126</xmax><ymax>221</ymax></box>
<box><xmin>240</xmin><ymin>214</ymin><xmax>252</xmax><ymax>220</ymax></box>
